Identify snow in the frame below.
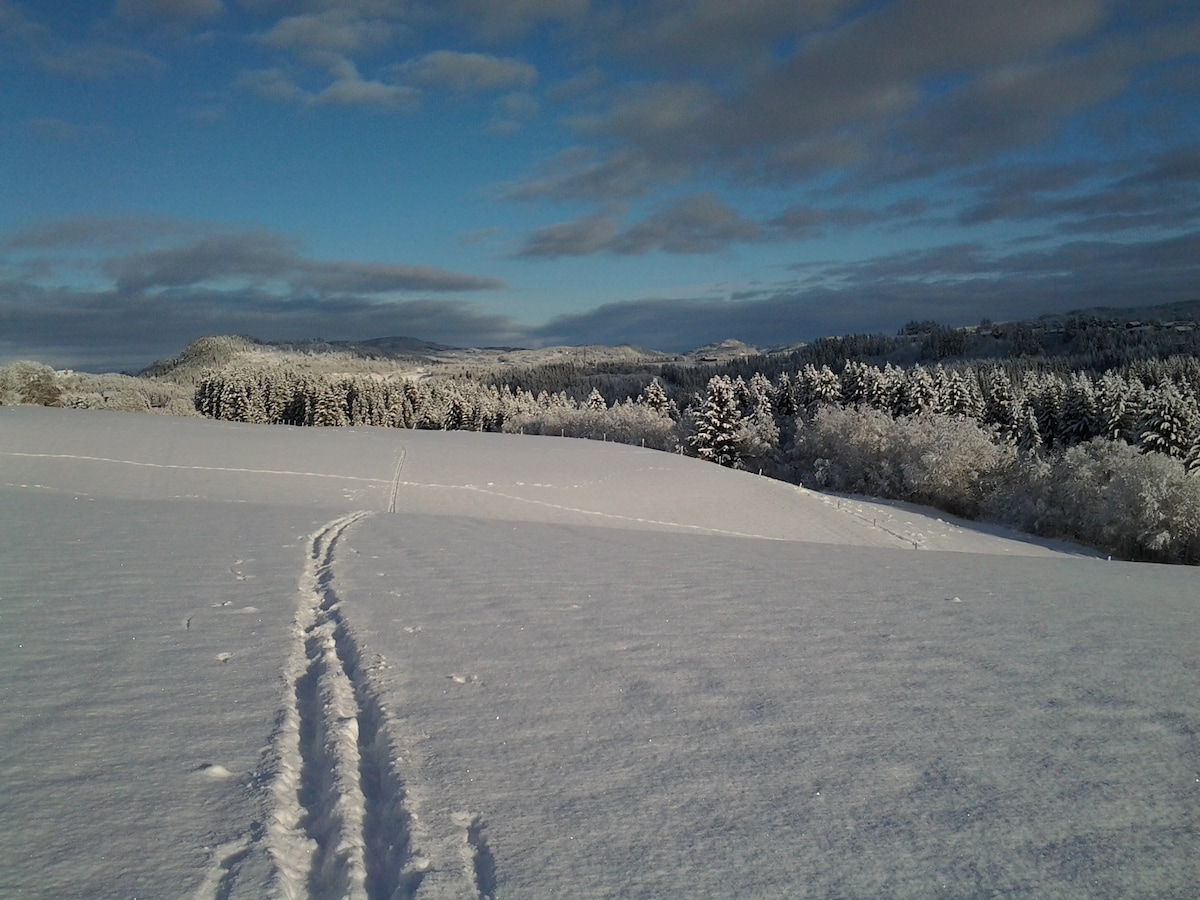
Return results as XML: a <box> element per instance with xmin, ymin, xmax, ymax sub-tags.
<box><xmin>1</xmin><ymin>407</ymin><xmax>1197</xmax><ymax>898</ymax></box>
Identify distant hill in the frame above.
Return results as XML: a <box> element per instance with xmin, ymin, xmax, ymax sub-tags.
<box><xmin>135</xmin><ymin>297</ymin><xmax>1200</xmax><ymax>389</ymax></box>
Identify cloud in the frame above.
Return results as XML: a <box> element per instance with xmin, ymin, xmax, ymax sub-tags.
<box><xmin>452</xmin><ymin>0</ymin><xmax>589</xmax><ymax>41</ymax></box>
<box><xmin>261</xmin><ymin>9</ymin><xmax>393</xmax><ymax>60</ymax></box>
<box><xmin>40</xmin><ymin>42</ymin><xmax>164</xmax><ymax>78</ymax></box>
<box><xmin>608</xmin><ymin>0</ymin><xmax>852</xmax><ymax>73</ymax></box>
<box><xmin>509</xmin><ymin>0</ymin><xmax>1199</xmax><ymax>202</ymax></box>
<box><xmin>239</xmin><ymin>64</ymin><xmax>419</xmax><ymax>110</ymax></box>
<box><xmin>101</xmin><ymin>231</ymin><xmax>504</xmax><ymax>293</ymax></box>
<box><xmin>609</xmin><ymin>194</ymin><xmax>763</xmax><ymax>255</ymax></box>
<box><xmin>517</xmin><ymin>216</ymin><xmax>621</xmax><ymax>258</ymax></box>
<box><xmin>0</xmin><ymin>220</ymin><xmax>514</xmax><ymax>370</ymax></box>
<box><xmin>769</xmin><ymin>205</ymin><xmax>882</xmax><ymax>238</ymax></box>
<box><xmin>0</xmin><ymin>283</ymin><xmax>528</xmax><ymax>372</ymax></box>
<box><xmin>399</xmin><ymin>51</ymin><xmax>536</xmax><ymax>93</ymax></box>
<box><xmin>506</xmin><ymin>149</ymin><xmax>690</xmax><ymax>202</ymax></box>
<box><xmin>23</xmin><ymin>118</ymin><xmax>107</xmax><ymax>141</ymax></box>
<box><xmin>0</xmin><ymin>0</ymin><xmax>48</xmax><ymax>48</ymax></box>
<box><xmin>1</xmin><ymin>0</ymin><xmax>164</xmax><ymax>76</ymax></box>
<box><xmin>533</xmin><ymin>231</ymin><xmax>1200</xmax><ymax>351</ymax></box>
<box><xmin>516</xmin><ymin>194</ymin><xmax>764</xmax><ymax>258</ymax></box>
<box><xmin>517</xmin><ymin>194</ymin><xmax>888</xmax><ymax>258</ymax></box>
<box><xmin>489</xmin><ymin>91</ymin><xmax>539</xmax><ymax>133</ymax></box>
<box><xmin>952</xmin><ymin>148</ymin><xmax>1200</xmax><ymax>234</ymax></box>
<box><xmin>5</xmin><ymin>216</ymin><xmax>200</xmax><ymax>251</ymax></box>
<box><xmin>313</xmin><ymin>71</ymin><xmax>419</xmax><ymax>109</ymax></box>
<box><xmin>105</xmin><ymin>232</ymin><xmax>301</xmax><ymax>291</ymax></box>
<box><xmin>113</xmin><ymin>0</ymin><xmax>223</xmax><ymax>25</ymax></box>
<box><xmin>293</xmin><ymin>262</ymin><xmax>505</xmax><ymax>294</ymax></box>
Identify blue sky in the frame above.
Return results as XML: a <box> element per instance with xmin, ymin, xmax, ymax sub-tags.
<box><xmin>2</xmin><ymin>0</ymin><xmax>1199</xmax><ymax>371</ymax></box>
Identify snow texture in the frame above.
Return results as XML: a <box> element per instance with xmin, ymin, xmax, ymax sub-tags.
<box><xmin>1</xmin><ymin>407</ymin><xmax>1197</xmax><ymax>898</ymax></box>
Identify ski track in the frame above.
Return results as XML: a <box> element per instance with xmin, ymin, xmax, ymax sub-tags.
<box><xmin>0</xmin><ymin>451</ymin><xmax>391</xmax><ymax>484</ymax></box>
<box><xmin>266</xmin><ymin>510</ymin><xmax>490</xmax><ymax>899</ymax></box>
<box><xmin>387</xmin><ymin>447</ymin><xmax>407</xmax><ymax>515</ymax></box>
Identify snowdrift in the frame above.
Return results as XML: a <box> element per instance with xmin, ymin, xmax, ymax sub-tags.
<box><xmin>1</xmin><ymin>408</ymin><xmax>1196</xmax><ymax>898</ymax></box>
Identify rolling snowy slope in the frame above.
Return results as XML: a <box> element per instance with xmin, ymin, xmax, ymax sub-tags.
<box><xmin>1</xmin><ymin>408</ymin><xmax>1196</xmax><ymax>898</ymax></box>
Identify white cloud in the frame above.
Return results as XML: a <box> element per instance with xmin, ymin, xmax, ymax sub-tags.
<box><xmin>400</xmin><ymin>51</ymin><xmax>537</xmax><ymax>93</ymax></box>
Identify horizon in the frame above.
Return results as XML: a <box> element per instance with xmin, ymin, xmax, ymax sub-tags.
<box><xmin>3</xmin><ymin>1</ymin><xmax>1199</xmax><ymax>371</ymax></box>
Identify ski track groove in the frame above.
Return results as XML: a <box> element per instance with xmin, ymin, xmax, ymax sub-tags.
<box><xmin>388</xmin><ymin>446</ymin><xmax>407</xmax><ymax>514</ymax></box>
<box><xmin>267</xmin><ymin>511</ymin><xmax>438</xmax><ymax>900</ymax></box>
<box><xmin>0</xmin><ymin>451</ymin><xmax>391</xmax><ymax>483</ymax></box>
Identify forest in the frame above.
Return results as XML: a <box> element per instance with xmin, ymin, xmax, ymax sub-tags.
<box><xmin>4</xmin><ymin>307</ymin><xmax>1200</xmax><ymax>564</ymax></box>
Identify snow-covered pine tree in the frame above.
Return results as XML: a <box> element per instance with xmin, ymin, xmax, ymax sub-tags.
<box><xmin>1059</xmin><ymin>372</ymin><xmax>1099</xmax><ymax>445</ymax></box>
<box><xmin>982</xmin><ymin>367</ymin><xmax>1021</xmax><ymax>441</ymax></box>
<box><xmin>899</xmin><ymin>365</ymin><xmax>936</xmax><ymax>416</ymax></box>
<box><xmin>586</xmin><ymin>387</ymin><xmax>607</xmax><ymax>410</ymax></box>
<box><xmin>638</xmin><ymin>378</ymin><xmax>677</xmax><ymax>418</ymax></box>
<box><xmin>689</xmin><ymin>375</ymin><xmax>747</xmax><ymax>468</ymax></box>
<box><xmin>310</xmin><ymin>376</ymin><xmax>348</xmax><ymax>427</ymax></box>
<box><xmin>773</xmin><ymin>372</ymin><xmax>799</xmax><ymax>419</ymax></box>
<box><xmin>742</xmin><ymin>373</ymin><xmax>781</xmax><ymax>470</ymax></box>
<box><xmin>807</xmin><ymin>365</ymin><xmax>843</xmax><ymax>415</ymax></box>
<box><xmin>871</xmin><ymin>363</ymin><xmax>905</xmax><ymax>417</ymax></box>
<box><xmin>1138</xmin><ymin>383</ymin><xmax>1199</xmax><ymax>459</ymax></box>
<box><xmin>1017</xmin><ymin>400</ymin><xmax>1043</xmax><ymax>453</ymax></box>
<box><xmin>1095</xmin><ymin>372</ymin><xmax>1134</xmax><ymax>442</ymax></box>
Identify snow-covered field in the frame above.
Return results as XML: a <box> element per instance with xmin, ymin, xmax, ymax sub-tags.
<box><xmin>1</xmin><ymin>407</ymin><xmax>1196</xmax><ymax>898</ymax></box>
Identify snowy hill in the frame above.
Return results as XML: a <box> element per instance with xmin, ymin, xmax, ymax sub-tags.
<box><xmin>1</xmin><ymin>408</ymin><xmax>1196</xmax><ymax>898</ymax></box>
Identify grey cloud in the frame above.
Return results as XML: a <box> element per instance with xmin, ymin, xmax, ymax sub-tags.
<box><xmin>400</xmin><ymin>51</ymin><xmax>536</xmax><ymax>93</ymax></box>
<box><xmin>41</xmin><ymin>42</ymin><xmax>164</xmax><ymax>77</ymax></box>
<box><xmin>0</xmin><ymin>283</ymin><xmax>528</xmax><ymax>372</ymax></box>
<box><xmin>23</xmin><ymin>118</ymin><xmax>107</xmax><ymax>141</ymax></box>
<box><xmin>6</xmin><ymin>216</ymin><xmax>199</xmax><ymax>250</ymax></box>
<box><xmin>452</xmin><ymin>0</ymin><xmax>589</xmax><ymax>41</ymax></box>
<box><xmin>519</xmin><ymin>194</ymin><xmax>903</xmax><ymax>259</ymax></box>
<box><xmin>897</xmin><ymin>55</ymin><xmax>1128</xmax><ymax>169</ymax></box>
<box><xmin>578</xmin><ymin>80</ymin><xmax>716</xmax><ymax>143</ymax></box>
<box><xmin>102</xmin><ymin>231</ymin><xmax>503</xmax><ymax>293</ymax></box>
<box><xmin>105</xmin><ymin>233</ymin><xmax>300</xmax><ymax>292</ymax></box>
<box><xmin>489</xmin><ymin>92</ymin><xmax>539</xmax><ymax>132</ymax></box>
<box><xmin>517</xmin><ymin>216</ymin><xmax>621</xmax><ymax>259</ymax></box>
<box><xmin>2</xmin><ymin>220</ymin><xmax>514</xmax><ymax>370</ymax></box>
<box><xmin>690</xmin><ymin>0</ymin><xmax>1108</xmax><ymax>170</ymax></box>
<box><xmin>769</xmin><ymin>205</ymin><xmax>881</xmax><ymax>238</ymax></box>
<box><xmin>610</xmin><ymin>195</ymin><xmax>763</xmax><ymax>255</ymax></box>
<box><xmin>294</xmin><ymin>262</ymin><xmax>505</xmax><ymax>293</ymax></box>
<box><xmin>238</xmin><ymin>65</ymin><xmax>419</xmax><ymax>110</ymax></box>
<box><xmin>0</xmin><ymin>2</ymin><xmax>163</xmax><ymax>75</ymax></box>
<box><xmin>113</xmin><ymin>0</ymin><xmax>223</xmax><ymax>25</ymax></box>
<box><xmin>313</xmin><ymin>72</ymin><xmax>419</xmax><ymax>109</ymax></box>
<box><xmin>506</xmin><ymin>149</ymin><xmax>690</xmax><ymax>202</ymax></box>
<box><xmin>514</xmin><ymin>0</ymin><xmax>1198</xmax><ymax>202</ymax></box>
<box><xmin>534</xmin><ymin>231</ymin><xmax>1200</xmax><ymax>351</ymax></box>
<box><xmin>237</xmin><ymin>67</ymin><xmax>308</xmax><ymax>103</ymax></box>
<box><xmin>609</xmin><ymin>0</ymin><xmax>852</xmax><ymax>73</ymax></box>
<box><xmin>516</xmin><ymin>195</ymin><xmax>762</xmax><ymax>258</ymax></box>
<box><xmin>954</xmin><ymin>150</ymin><xmax>1200</xmax><ymax>233</ymax></box>
<box><xmin>261</xmin><ymin>9</ymin><xmax>393</xmax><ymax>59</ymax></box>
<box><xmin>0</xmin><ymin>1</ymin><xmax>47</xmax><ymax>46</ymax></box>
<box><xmin>1118</xmin><ymin>145</ymin><xmax>1200</xmax><ymax>188</ymax></box>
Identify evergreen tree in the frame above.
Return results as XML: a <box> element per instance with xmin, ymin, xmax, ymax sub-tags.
<box><xmin>899</xmin><ymin>365</ymin><xmax>936</xmax><ymax>415</ymax></box>
<box><xmin>586</xmin><ymin>387</ymin><xmax>607</xmax><ymax>410</ymax></box>
<box><xmin>1138</xmin><ymin>384</ymin><xmax>1198</xmax><ymax>459</ymax></box>
<box><xmin>689</xmin><ymin>375</ymin><xmax>747</xmax><ymax>468</ymax></box>
<box><xmin>1059</xmin><ymin>373</ymin><xmax>1099</xmax><ymax>445</ymax></box>
<box><xmin>983</xmin><ymin>367</ymin><xmax>1021</xmax><ymax>441</ymax></box>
